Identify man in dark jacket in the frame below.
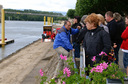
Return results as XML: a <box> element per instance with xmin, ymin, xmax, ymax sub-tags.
<box><xmin>105</xmin><ymin>11</ymin><xmax>117</xmax><ymax>47</ymax></box>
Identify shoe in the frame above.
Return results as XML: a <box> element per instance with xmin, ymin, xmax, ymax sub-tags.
<box><xmin>124</xmin><ymin>76</ymin><xmax>128</xmax><ymax>81</ymax></box>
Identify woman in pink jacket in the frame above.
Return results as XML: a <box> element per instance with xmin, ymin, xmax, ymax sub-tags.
<box><xmin>121</xmin><ymin>15</ymin><xmax>128</xmax><ymax>81</ymax></box>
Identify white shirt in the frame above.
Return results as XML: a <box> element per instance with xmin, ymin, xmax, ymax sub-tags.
<box><xmin>122</xmin><ymin>49</ymin><xmax>128</xmax><ymax>53</ymax></box>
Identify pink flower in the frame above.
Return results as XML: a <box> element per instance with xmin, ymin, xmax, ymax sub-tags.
<box><xmin>110</xmin><ymin>63</ymin><xmax>112</xmax><ymax>66</ymax></box>
<box><xmin>62</xmin><ymin>81</ymin><xmax>66</xmax><ymax>84</ymax></box>
<box><xmin>112</xmin><ymin>74</ymin><xmax>115</xmax><ymax>78</ymax></box>
<box><xmin>100</xmin><ymin>62</ymin><xmax>108</xmax><ymax>69</ymax></box>
<box><xmin>40</xmin><ymin>69</ymin><xmax>44</xmax><ymax>76</ymax></box>
<box><xmin>90</xmin><ymin>67</ymin><xmax>95</xmax><ymax>73</ymax></box>
<box><xmin>60</xmin><ymin>54</ymin><xmax>64</xmax><ymax>59</ymax></box>
<box><xmin>60</xmin><ymin>54</ymin><xmax>67</xmax><ymax>60</ymax></box>
<box><xmin>92</xmin><ymin>56</ymin><xmax>96</xmax><ymax>62</ymax></box>
<box><xmin>63</xmin><ymin>67</ymin><xmax>71</xmax><ymax>77</ymax></box>
<box><xmin>95</xmin><ymin>65</ymin><xmax>104</xmax><ymax>73</ymax></box>
<box><xmin>99</xmin><ymin>51</ymin><xmax>107</xmax><ymax>56</ymax></box>
<box><xmin>63</xmin><ymin>56</ymin><xmax>67</xmax><ymax>60</ymax></box>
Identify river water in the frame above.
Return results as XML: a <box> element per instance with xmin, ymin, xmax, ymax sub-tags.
<box><xmin>0</xmin><ymin>20</ymin><xmax>45</xmax><ymax>61</ymax></box>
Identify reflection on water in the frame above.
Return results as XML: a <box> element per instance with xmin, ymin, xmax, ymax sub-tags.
<box><xmin>0</xmin><ymin>20</ymin><xmax>44</xmax><ymax>60</ymax></box>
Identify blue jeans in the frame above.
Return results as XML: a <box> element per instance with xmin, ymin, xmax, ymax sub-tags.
<box><xmin>114</xmin><ymin>43</ymin><xmax>121</xmax><ymax>64</ymax></box>
<box><xmin>73</xmin><ymin>42</ymin><xmax>80</xmax><ymax>58</ymax></box>
<box><xmin>123</xmin><ymin>52</ymin><xmax>128</xmax><ymax>68</ymax></box>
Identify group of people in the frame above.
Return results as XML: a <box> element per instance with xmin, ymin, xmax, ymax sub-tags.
<box><xmin>53</xmin><ymin>11</ymin><xmax>128</xmax><ymax>80</ymax></box>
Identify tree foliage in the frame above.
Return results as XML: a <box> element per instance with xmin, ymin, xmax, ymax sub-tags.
<box><xmin>4</xmin><ymin>9</ymin><xmax>68</xmax><ymax>21</ymax></box>
<box><xmin>75</xmin><ymin>0</ymin><xmax>128</xmax><ymax>17</ymax></box>
<box><xmin>66</xmin><ymin>9</ymin><xmax>75</xmax><ymax>18</ymax></box>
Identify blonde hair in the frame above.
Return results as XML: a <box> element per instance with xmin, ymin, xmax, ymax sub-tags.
<box><xmin>97</xmin><ymin>14</ymin><xmax>105</xmax><ymax>25</ymax></box>
<box><xmin>85</xmin><ymin>13</ymin><xmax>99</xmax><ymax>27</ymax></box>
<box><xmin>113</xmin><ymin>12</ymin><xmax>122</xmax><ymax>21</ymax></box>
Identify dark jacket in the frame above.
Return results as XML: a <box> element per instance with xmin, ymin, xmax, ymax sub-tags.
<box><xmin>53</xmin><ymin>26</ymin><xmax>79</xmax><ymax>52</ymax></box>
<box><xmin>115</xmin><ymin>19</ymin><xmax>126</xmax><ymax>44</ymax></box>
<box><xmin>83</xmin><ymin>27</ymin><xmax>111</xmax><ymax>57</ymax></box>
<box><xmin>107</xmin><ymin>19</ymin><xmax>117</xmax><ymax>45</ymax></box>
<box><xmin>71</xmin><ymin>23</ymin><xmax>82</xmax><ymax>42</ymax></box>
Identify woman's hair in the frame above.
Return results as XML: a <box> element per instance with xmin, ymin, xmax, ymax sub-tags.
<box><xmin>74</xmin><ymin>16</ymin><xmax>81</xmax><ymax>23</ymax></box>
<box><xmin>85</xmin><ymin>13</ymin><xmax>99</xmax><ymax>27</ymax></box>
<box><xmin>97</xmin><ymin>14</ymin><xmax>105</xmax><ymax>25</ymax></box>
<box><xmin>113</xmin><ymin>12</ymin><xmax>122</xmax><ymax>21</ymax></box>
<box><xmin>81</xmin><ymin>15</ymin><xmax>88</xmax><ymax>25</ymax></box>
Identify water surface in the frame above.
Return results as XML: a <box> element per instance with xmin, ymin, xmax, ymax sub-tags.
<box><xmin>0</xmin><ymin>20</ymin><xmax>44</xmax><ymax>60</ymax></box>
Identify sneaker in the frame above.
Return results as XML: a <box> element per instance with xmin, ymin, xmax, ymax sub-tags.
<box><xmin>124</xmin><ymin>76</ymin><xmax>128</xmax><ymax>81</ymax></box>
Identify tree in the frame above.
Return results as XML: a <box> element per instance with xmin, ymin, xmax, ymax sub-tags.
<box><xmin>75</xmin><ymin>0</ymin><xmax>128</xmax><ymax>17</ymax></box>
<box><xmin>66</xmin><ymin>9</ymin><xmax>75</xmax><ymax>18</ymax></box>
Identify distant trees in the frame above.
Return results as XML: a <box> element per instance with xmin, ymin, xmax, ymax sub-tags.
<box><xmin>5</xmin><ymin>9</ymin><xmax>68</xmax><ymax>21</ymax></box>
<box><xmin>75</xmin><ymin>0</ymin><xmax>128</xmax><ymax>17</ymax></box>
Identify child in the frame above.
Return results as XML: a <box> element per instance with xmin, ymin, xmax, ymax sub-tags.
<box><xmin>121</xmin><ymin>15</ymin><xmax>128</xmax><ymax>81</ymax></box>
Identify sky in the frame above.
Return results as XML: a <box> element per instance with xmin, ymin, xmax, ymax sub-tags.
<box><xmin>0</xmin><ymin>0</ymin><xmax>77</xmax><ymax>12</ymax></box>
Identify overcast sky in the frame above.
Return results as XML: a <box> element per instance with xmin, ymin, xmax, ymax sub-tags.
<box><xmin>0</xmin><ymin>0</ymin><xmax>77</xmax><ymax>12</ymax></box>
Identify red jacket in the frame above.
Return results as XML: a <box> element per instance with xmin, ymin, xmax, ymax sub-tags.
<box><xmin>121</xmin><ymin>26</ymin><xmax>128</xmax><ymax>50</ymax></box>
<box><xmin>51</xmin><ymin>33</ymin><xmax>55</xmax><ymax>39</ymax></box>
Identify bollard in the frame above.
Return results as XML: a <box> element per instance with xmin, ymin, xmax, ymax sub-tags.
<box><xmin>1</xmin><ymin>9</ymin><xmax>5</xmax><ymax>47</ymax></box>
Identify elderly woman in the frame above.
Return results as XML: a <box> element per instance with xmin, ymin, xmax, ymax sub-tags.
<box><xmin>97</xmin><ymin>14</ymin><xmax>109</xmax><ymax>33</ymax></box>
<box><xmin>83</xmin><ymin>13</ymin><xmax>111</xmax><ymax>68</ymax></box>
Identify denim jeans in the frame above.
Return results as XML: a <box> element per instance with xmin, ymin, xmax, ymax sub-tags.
<box><xmin>114</xmin><ymin>43</ymin><xmax>121</xmax><ymax>64</ymax></box>
<box><xmin>73</xmin><ymin>42</ymin><xmax>80</xmax><ymax>58</ymax></box>
<box><xmin>123</xmin><ymin>52</ymin><xmax>128</xmax><ymax>68</ymax></box>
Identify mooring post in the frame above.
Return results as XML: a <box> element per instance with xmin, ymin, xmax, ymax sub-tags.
<box><xmin>1</xmin><ymin>9</ymin><xmax>5</xmax><ymax>47</ymax></box>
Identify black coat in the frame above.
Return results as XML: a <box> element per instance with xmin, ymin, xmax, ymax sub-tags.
<box><xmin>107</xmin><ymin>19</ymin><xmax>117</xmax><ymax>45</ymax></box>
<box><xmin>71</xmin><ymin>23</ymin><xmax>82</xmax><ymax>42</ymax></box>
<box><xmin>83</xmin><ymin>27</ymin><xmax>111</xmax><ymax>57</ymax></box>
<box><xmin>115</xmin><ymin>19</ymin><xmax>126</xmax><ymax>44</ymax></box>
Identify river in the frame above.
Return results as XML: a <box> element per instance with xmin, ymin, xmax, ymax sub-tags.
<box><xmin>0</xmin><ymin>20</ymin><xmax>45</xmax><ymax>60</ymax></box>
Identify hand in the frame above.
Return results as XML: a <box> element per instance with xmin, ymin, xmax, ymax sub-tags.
<box><xmin>72</xmin><ymin>48</ymin><xmax>75</xmax><ymax>51</ymax></box>
<box><xmin>77</xmin><ymin>26</ymin><xmax>81</xmax><ymax>30</ymax></box>
<box><xmin>113</xmin><ymin>43</ymin><xmax>117</xmax><ymax>48</ymax></box>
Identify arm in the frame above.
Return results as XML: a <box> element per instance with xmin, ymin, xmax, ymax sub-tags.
<box><xmin>70</xmin><ymin>28</ymin><xmax>79</xmax><ymax>34</ymax></box>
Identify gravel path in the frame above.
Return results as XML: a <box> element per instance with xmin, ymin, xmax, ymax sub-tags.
<box><xmin>0</xmin><ymin>40</ymin><xmax>53</xmax><ymax>84</ymax></box>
